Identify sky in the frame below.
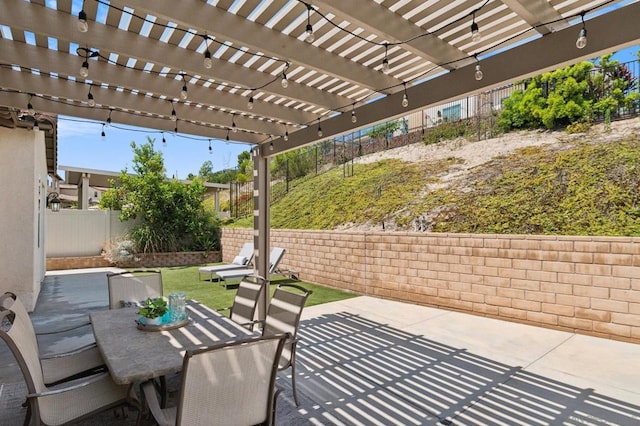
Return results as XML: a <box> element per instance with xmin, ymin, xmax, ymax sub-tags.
<box><xmin>56</xmin><ymin>46</ymin><xmax>639</xmax><ymax>181</ymax></box>
<box><xmin>57</xmin><ymin>118</ymin><xmax>252</xmax><ymax>180</ymax></box>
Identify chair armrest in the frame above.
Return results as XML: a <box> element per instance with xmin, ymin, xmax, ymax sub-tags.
<box><xmin>35</xmin><ymin>320</ymin><xmax>92</xmax><ymax>335</ymax></box>
<box><xmin>26</xmin><ymin>372</ymin><xmax>109</xmax><ymax>398</ymax></box>
<box><xmin>141</xmin><ymin>380</ymin><xmax>173</xmax><ymax>426</ymax></box>
<box><xmin>39</xmin><ymin>342</ymin><xmax>98</xmax><ymax>359</ymax></box>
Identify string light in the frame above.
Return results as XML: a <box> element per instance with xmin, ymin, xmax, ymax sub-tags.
<box><xmin>77</xmin><ymin>48</ymin><xmax>99</xmax><ymax>78</ymax></box>
<box><xmin>401</xmin><ymin>83</ymin><xmax>409</xmax><ymax>108</ymax></box>
<box><xmin>247</xmin><ymin>95</ymin><xmax>254</xmax><ymax>110</ymax></box>
<box><xmin>170</xmin><ymin>102</ymin><xmax>177</xmax><ymax>122</ymax></box>
<box><xmin>101</xmin><ymin>123</ymin><xmax>106</xmax><ymax>138</ymax></box>
<box><xmin>87</xmin><ymin>86</ymin><xmax>95</xmax><ymax>107</ymax></box>
<box><xmin>470</xmin><ymin>12</ymin><xmax>481</xmax><ymax>43</ymax></box>
<box><xmin>180</xmin><ymin>74</ymin><xmax>188</xmax><ymax>100</ymax></box>
<box><xmin>351</xmin><ymin>104</ymin><xmax>357</xmax><ymax>123</ymax></box>
<box><xmin>106</xmin><ymin>109</ymin><xmax>112</xmax><ymax>125</ymax></box>
<box><xmin>284</xmin><ymin>126</ymin><xmax>289</xmax><ymax>141</ymax></box>
<box><xmin>80</xmin><ymin>60</ymin><xmax>89</xmax><ymax>78</ymax></box>
<box><xmin>305</xmin><ymin>4</ymin><xmax>315</xmax><ymax>43</ymax></box>
<box><xmin>203</xmin><ymin>36</ymin><xmax>213</xmax><ymax>69</ymax></box>
<box><xmin>317</xmin><ymin>118</ymin><xmax>322</xmax><ymax>137</ymax></box>
<box><xmin>162</xmin><ymin>133</ymin><xmax>167</xmax><ymax>146</ymax></box>
<box><xmin>232</xmin><ymin>114</ymin><xmax>238</xmax><ymax>133</ymax></box>
<box><xmin>281</xmin><ymin>70</ymin><xmax>288</xmax><ymax>88</ymax></box>
<box><xmin>33</xmin><ymin>120</ymin><xmax>39</xmax><ymax>132</ymax></box>
<box><xmin>78</xmin><ymin>9</ymin><xmax>88</xmax><ymax>33</ymax></box>
<box><xmin>174</xmin><ymin>123</ymin><xmax>178</xmax><ymax>134</ymax></box>
<box><xmin>474</xmin><ymin>56</ymin><xmax>484</xmax><ymax>81</ymax></box>
<box><xmin>27</xmin><ymin>95</ymin><xmax>35</xmax><ymax>116</ymax></box>
<box><xmin>208</xmin><ymin>139</ymin><xmax>213</xmax><ymax>154</ymax></box>
<box><xmin>226</xmin><ymin>130</ymin><xmax>230</xmax><ymax>141</ymax></box>
<box><xmin>576</xmin><ymin>12</ymin><xmax>587</xmax><ymax>49</ymax></box>
<box><xmin>381</xmin><ymin>43</ymin><xmax>390</xmax><ymax>74</ymax></box>
<box><xmin>269</xmin><ymin>141</ymin><xmax>274</xmax><ymax>151</ymax></box>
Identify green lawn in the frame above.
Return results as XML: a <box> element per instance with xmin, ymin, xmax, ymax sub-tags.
<box><xmin>160</xmin><ymin>265</ymin><xmax>358</xmax><ymax>313</ymax></box>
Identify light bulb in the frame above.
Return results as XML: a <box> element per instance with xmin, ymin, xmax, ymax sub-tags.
<box><xmin>80</xmin><ymin>61</ymin><xmax>89</xmax><ymax>78</ymax></box>
<box><xmin>33</xmin><ymin>122</ymin><xmax>39</xmax><ymax>132</ymax></box>
<box><xmin>232</xmin><ymin>122</ymin><xmax>238</xmax><ymax>133</ymax></box>
<box><xmin>180</xmin><ymin>84</ymin><xmax>188</xmax><ymax>100</ymax></box>
<box><xmin>281</xmin><ymin>75</ymin><xmax>288</xmax><ymax>88</ymax></box>
<box><xmin>162</xmin><ymin>136</ymin><xmax>167</xmax><ymax>146</ymax></box>
<box><xmin>471</xmin><ymin>22</ymin><xmax>481</xmax><ymax>43</ymax></box>
<box><xmin>269</xmin><ymin>142</ymin><xmax>274</xmax><ymax>151</ymax></box>
<box><xmin>317</xmin><ymin>126</ymin><xmax>322</xmax><ymax>137</ymax></box>
<box><xmin>305</xmin><ymin>24</ymin><xmax>315</xmax><ymax>43</ymax></box>
<box><xmin>402</xmin><ymin>93</ymin><xmax>409</xmax><ymax>108</ymax></box>
<box><xmin>87</xmin><ymin>92</ymin><xmax>95</xmax><ymax>107</ymax></box>
<box><xmin>78</xmin><ymin>10</ymin><xmax>88</xmax><ymax>33</ymax></box>
<box><xmin>247</xmin><ymin>96</ymin><xmax>254</xmax><ymax>110</ymax></box>
<box><xmin>475</xmin><ymin>63</ymin><xmax>483</xmax><ymax>81</ymax></box>
<box><xmin>284</xmin><ymin>130</ymin><xmax>289</xmax><ymax>141</ymax></box>
<box><xmin>382</xmin><ymin>57</ymin><xmax>390</xmax><ymax>74</ymax></box>
<box><xmin>170</xmin><ymin>108</ymin><xmax>177</xmax><ymax>122</ymax></box>
<box><xmin>576</xmin><ymin>28</ymin><xmax>587</xmax><ymax>49</ymax></box>
<box><xmin>351</xmin><ymin>111</ymin><xmax>357</xmax><ymax>123</ymax></box>
<box><xmin>209</xmin><ymin>145</ymin><xmax>212</xmax><ymax>154</ymax></box>
<box><xmin>101</xmin><ymin>128</ymin><xmax>106</xmax><ymax>138</ymax></box>
<box><xmin>203</xmin><ymin>50</ymin><xmax>213</xmax><ymax>69</ymax></box>
<box><xmin>27</xmin><ymin>103</ymin><xmax>35</xmax><ymax>116</ymax></box>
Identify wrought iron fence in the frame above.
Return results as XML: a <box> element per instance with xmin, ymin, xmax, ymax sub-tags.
<box><xmin>226</xmin><ymin>58</ymin><xmax>640</xmax><ymax>219</ymax></box>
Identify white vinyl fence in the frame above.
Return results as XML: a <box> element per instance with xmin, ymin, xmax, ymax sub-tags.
<box><xmin>46</xmin><ymin>209</ymin><xmax>136</xmax><ymax>257</ymax></box>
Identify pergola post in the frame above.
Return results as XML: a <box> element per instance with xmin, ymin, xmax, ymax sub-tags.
<box><xmin>253</xmin><ymin>147</ymin><xmax>270</xmax><ymax>320</ymax></box>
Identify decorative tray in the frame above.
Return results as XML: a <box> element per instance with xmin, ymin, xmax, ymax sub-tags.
<box><xmin>136</xmin><ymin>317</ymin><xmax>190</xmax><ymax>331</ymax></box>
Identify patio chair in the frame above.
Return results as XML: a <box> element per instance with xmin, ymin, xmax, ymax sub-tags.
<box><xmin>0</xmin><ymin>292</ymin><xmax>105</xmax><ymax>386</ymax></box>
<box><xmin>141</xmin><ymin>334</ymin><xmax>288</xmax><ymax>426</ymax></box>
<box><xmin>215</xmin><ymin>247</ymin><xmax>286</xmax><ymax>289</ymax></box>
<box><xmin>217</xmin><ymin>274</ymin><xmax>266</xmax><ymax>330</ymax></box>
<box><xmin>107</xmin><ymin>269</ymin><xmax>163</xmax><ymax>309</ymax></box>
<box><xmin>198</xmin><ymin>242</ymin><xmax>254</xmax><ymax>281</ymax></box>
<box><xmin>0</xmin><ymin>307</ymin><xmax>137</xmax><ymax>426</ymax></box>
<box><xmin>261</xmin><ymin>283</ymin><xmax>312</xmax><ymax>406</ymax></box>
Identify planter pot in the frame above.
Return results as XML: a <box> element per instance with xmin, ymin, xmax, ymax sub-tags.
<box><xmin>144</xmin><ymin>316</ymin><xmax>162</xmax><ymax>326</ymax></box>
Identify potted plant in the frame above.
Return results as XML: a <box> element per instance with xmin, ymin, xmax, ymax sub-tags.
<box><xmin>138</xmin><ymin>297</ymin><xmax>169</xmax><ymax>325</ymax></box>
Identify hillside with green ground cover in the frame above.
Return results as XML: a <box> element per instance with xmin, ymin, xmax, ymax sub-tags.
<box><xmin>230</xmin><ymin>118</ymin><xmax>640</xmax><ymax>236</ymax></box>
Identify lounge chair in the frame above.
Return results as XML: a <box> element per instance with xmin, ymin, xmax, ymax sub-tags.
<box><xmin>198</xmin><ymin>242</ymin><xmax>254</xmax><ymax>281</ymax></box>
<box><xmin>215</xmin><ymin>247</ymin><xmax>286</xmax><ymax>288</ymax></box>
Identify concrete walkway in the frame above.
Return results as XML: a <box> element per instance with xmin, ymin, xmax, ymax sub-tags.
<box><xmin>1</xmin><ymin>269</ymin><xmax>639</xmax><ymax>425</ymax></box>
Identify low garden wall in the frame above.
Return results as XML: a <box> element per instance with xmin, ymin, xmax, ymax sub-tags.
<box><xmin>47</xmin><ymin>251</ymin><xmax>221</xmax><ymax>270</ymax></box>
<box><xmin>222</xmin><ymin>228</ymin><xmax>640</xmax><ymax>344</ymax></box>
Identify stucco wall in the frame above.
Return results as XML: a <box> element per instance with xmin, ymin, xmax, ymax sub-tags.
<box><xmin>0</xmin><ymin>127</ymin><xmax>47</xmax><ymax>310</ymax></box>
<box><xmin>222</xmin><ymin>228</ymin><xmax>640</xmax><ymax>344</ymax></box>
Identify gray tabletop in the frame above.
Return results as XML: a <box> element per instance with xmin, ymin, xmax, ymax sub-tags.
<box><xmin>90</xmin><ymin>300</ymin><xmax>254</xmax><ymax>384</ymax></box>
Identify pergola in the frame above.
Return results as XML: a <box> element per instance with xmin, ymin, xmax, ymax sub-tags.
<box><xmin>1</xmin><ymin>0</ymin><xmax>639</xmax><ymax>315</ymax></box>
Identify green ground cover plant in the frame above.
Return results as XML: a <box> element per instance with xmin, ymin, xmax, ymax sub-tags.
<box><xmin>161</xmin><ymin>265</ymin><xmax>358</xmax><ymax>313</ymax></box>
<box><xmin>411</xmin><ymin>136</ymin><xmax>640</xmax><ymax>235</ymax></box>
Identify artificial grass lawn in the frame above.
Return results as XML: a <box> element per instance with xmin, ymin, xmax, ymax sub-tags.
<box><xmin>161</xmin><ymin>265</ymin><xmax>358</xmax><ymax>312</ymax></box>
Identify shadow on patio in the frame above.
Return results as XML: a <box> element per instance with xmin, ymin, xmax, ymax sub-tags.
<box><xmin>1</xmin><ymin>270</ymin><xmax>639</xmax><ymax>425</ymax></box>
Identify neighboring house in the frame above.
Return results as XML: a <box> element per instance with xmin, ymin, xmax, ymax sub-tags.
<box><xmin>0</xmin><ymin>108</ymin><xmax>57</xmax><ymax>310</ymax></box>
<box><xmin>59</xmin><ymin>165</ymin><xmax>230</xmax><ymax>212</ymax></box>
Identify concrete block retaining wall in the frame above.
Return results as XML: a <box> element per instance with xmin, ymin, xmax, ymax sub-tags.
<box><xmin>222</xmin><ymin>228</ymin><xmax>640</xmax><ymax>344</ymax></box>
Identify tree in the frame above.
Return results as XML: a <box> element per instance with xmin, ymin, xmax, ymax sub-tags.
<box><xmin>100</xmin><ymin>137</ymin><xmax>220</xmax><ymax>253</ymax></box>
<box><xmin>499</xmin><ymin>52</ymin><xmax>640</xmax><ymax>131</ymax></box>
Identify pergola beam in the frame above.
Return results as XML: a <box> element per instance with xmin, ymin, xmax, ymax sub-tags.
<box><xmin>111</xmin><ymin>0</ymin><xmax>401</xmax><ymax>93</ymax></box>
<box><xmin>2</xmin><ymin>0</ymin><xmax>355</xmax><ymax>112</ymax></box>
<box><xmin>265</xmin><ymin>1</ymin><xmax>640</xmax><ymax>156</ymax></box>
<box><xmin>315</xmin><ymin>0</ymin><xmax>471</xmax><ymax>71</ymax></box>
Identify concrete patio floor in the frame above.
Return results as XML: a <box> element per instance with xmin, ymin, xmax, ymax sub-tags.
<box><xmin>1</xmin><ymin>268</ymin><xmax>639</xmax><ymax>425</ymax></box>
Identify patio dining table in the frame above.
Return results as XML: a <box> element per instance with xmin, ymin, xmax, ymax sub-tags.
<box><xmin>90</xmin><ymin>300</ymin><xmax>254</xmax><ymax>385</ymax></box>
